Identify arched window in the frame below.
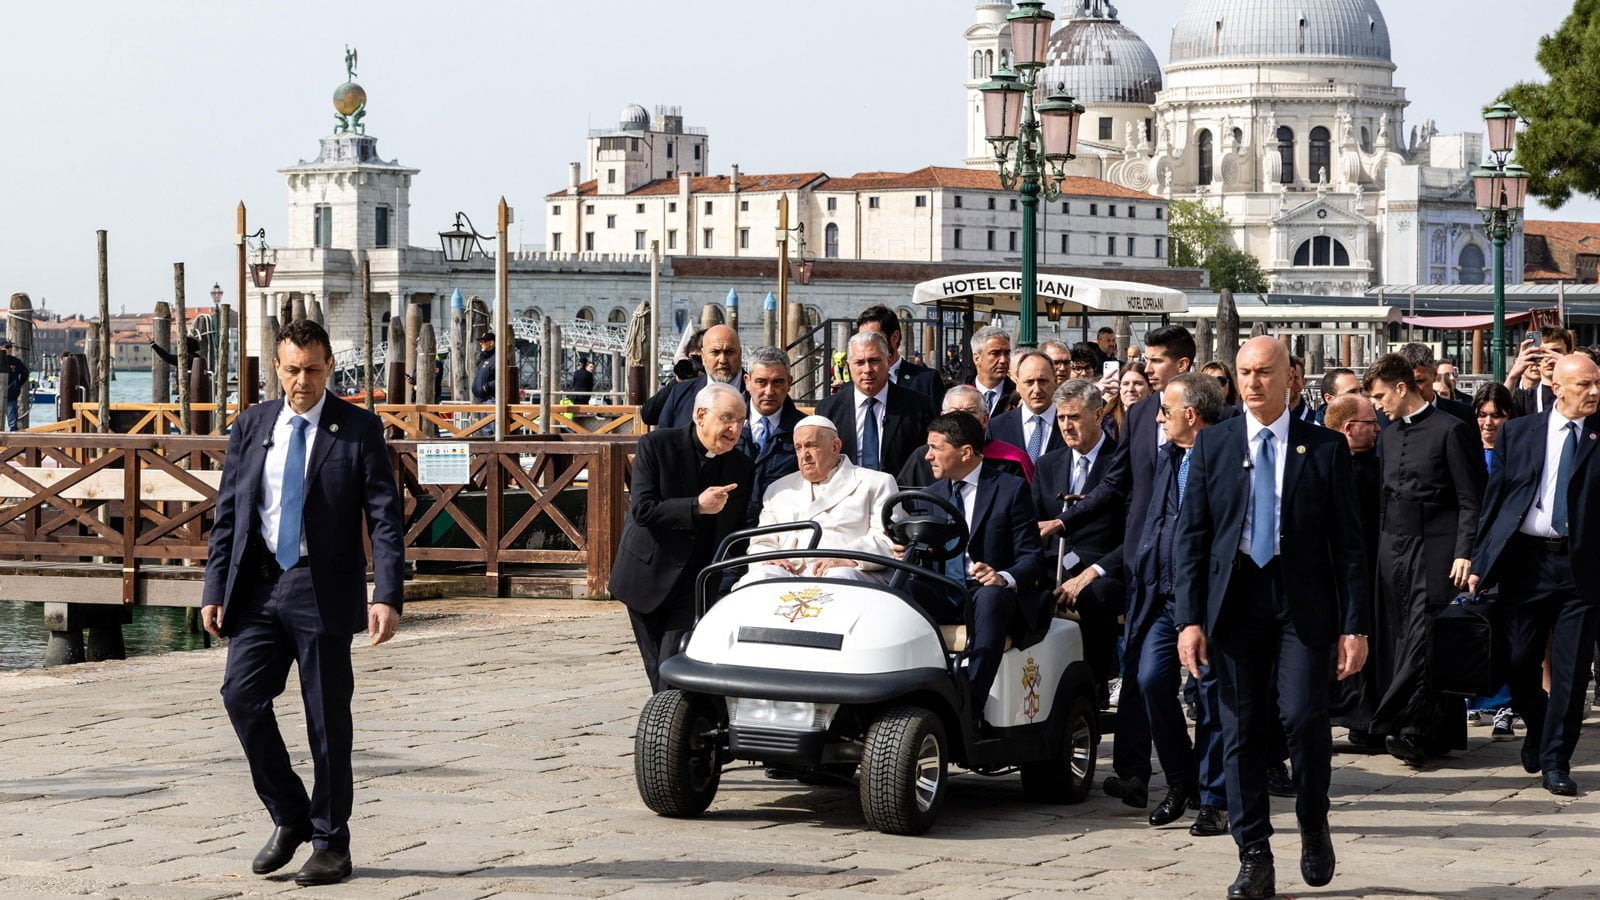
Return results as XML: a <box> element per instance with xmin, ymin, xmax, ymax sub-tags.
<box><xmin>1293</xmin><ymin>236</ymin><xmax>1351</xmax><ymax>267</ymax></box>
<box><xmin>1277</xmin><ymin>126</ymin><xmax>1296</xmax><ymax>184</ymax></box>
<box><xmin>984</xmin><ymin>50</ymin><xmax>993</xmax><ymax>76</ymax></box>
<box><xmin>576</xmin><ymin>307</ymin><xmax>595</xmax><ymax>322</ymax></box>
<box><xmin>1458</xmin><ymin>244</ymin><xmax>1487</xmax><ymax>284</ymax></box>
<box><xmin>972</xmin><ymin>51</ymin><xmax>983</xmax><ymax>79</ymax></box>
<box><xmin>1196</xmin><ymin>129</ymin><xmax>1214</xmax><ymax>184</ymax></box>
<box><xmin>608</xmin><ymin>307</ymin><xmax>628</xmax><ymax>324</ymax></box>
<box><xmin>1309</xmin><ymin>126</ymin><xmax>1331</xmax><ymax>185</ymax></box>
<box><xmin>824</xmin><ymin>223</ymin><xmax>840</xmax><ymax>259</ymax></box>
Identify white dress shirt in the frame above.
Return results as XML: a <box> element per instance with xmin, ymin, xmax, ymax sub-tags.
<box><xmin>888</xmin><ymin>358</ymin><xmax>904</xmax><ymax>385</ymax></box>
<box><xmin>258</xmin><ymin>394</ymin><xmax>326</xmax><ymax>559</ymax></box>
<box><xmin>1522</xmin><ymin>410</ymin><xmax>1585</xmax><ymax>537</ymax></box>
<box><xmin>952</xmin><ymin>464</ymin><xmax>1017</xmax><ymax>589</ymax></box>
<box><xmin>853</xmin><ymin>385</ymin><xmax>889</xmax><ymax>460</ymax></box>
<box><xmin>749</xmin><ymin>408</ymin><xmax>777</xmax><ymax>452</ymax></box>
<box><xmin>1239</xmin><ymin>407</ymin><xmax>1290</xmax><ymax>558</ymax></box>
<box><xmin>1070</xmin><ymin>431</ymin><xmax>1105</xmax><ymax>496</ymax></box>
<box><xmin>1023</xmin><ymin>405</ymin><xmax>1053</xmax><ymax>456</ymax></box>
<box><xmin>974</xmin><ymin>378</ymin><xmax>1005</xmax><ymax>413</ymax></box>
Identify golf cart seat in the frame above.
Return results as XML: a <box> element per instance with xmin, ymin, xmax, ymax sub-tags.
<box><xmin>938</xmin><ymin>625</ymin><xmax>1011</xmax><ymax>654</ymax></box>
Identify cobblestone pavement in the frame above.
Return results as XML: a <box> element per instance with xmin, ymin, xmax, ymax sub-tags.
<box><xmin>1</xmin><ymin>597</ymin><xmax>1597</xmax><ymax>899</ymax></box>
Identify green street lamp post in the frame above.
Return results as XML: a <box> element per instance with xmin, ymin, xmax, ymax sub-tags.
<box><xmin>1472</xmin><ymin>101</ymin><xmax>1530</xmax><ymax>383</ymax></box>
<box><xmin>978</xmin><ymin>0</ymin><xmax>1083</xmax><ymax>348</ymax></box>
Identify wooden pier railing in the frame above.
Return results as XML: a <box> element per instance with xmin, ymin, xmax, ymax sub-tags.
<box><xmin>43</xmin><ymin>402</ymin><xmax>646</xmax><ymax>439</ymax></box>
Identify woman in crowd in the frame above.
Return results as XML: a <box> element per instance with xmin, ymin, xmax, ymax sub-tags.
<box><xmin>1468</xmin><ymin>382</ymin><xmax>1517</xmax><ymax>740</ymax></box>
<box><xmin>1200</xmin><ymin>360</ymin><xmax>1241</xmax><ymax>407</ymax></box>
<box><xmin>1099</xmin><ymin>361</ymin><xmax>1150</xmax><ymax>441</ymax></box>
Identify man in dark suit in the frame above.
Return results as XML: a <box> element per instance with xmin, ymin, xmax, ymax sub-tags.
<box><xmin>968</xmin><ymin>325</ymin><xmax>1018</xmax><ymax>416</ymax></box>
<box><xmin>816</xmin><ymin>331</ymin><xmax>935</xmax><ymax>476</ymax></box>
<box><xmin>1287</xmin><ymin>356</ymin><xmax>1318</xmax><ymax>424</ymax></box>
<box><xmin>1470</xmin><ymin>353</ymin><xmax>1600</xmax><ymax>796</ymax></box>
<box><xmin>922</xmin><ymin>411</ymin><xmax>1046</xmax><ymax>727</ymax></box>
<box><xmin>1506</xmin><ymin>328</ymin><xmax>1573</xmax><ymax>417</ymax></box>
<box><xmin>1129</xmin><ymin>373</ymin><xmax>1229</xmax><ymax>836</ymax></box>
<box><xmin>736</xmin><ymin>347</ymin><xmax>805</xmax><ymax>524</ymax></box>
<box><xmin>1175</xmin><ymin>336</ymin><xmax>1370</xmax><ymax>900</ymax></box>
<box><xmin>1398</xmin><ymin>342</ymin><xmax>1471</xmax><ymax>424</ymax></box>
<box><xmin>610</xmin><ymin>382</ymin><xmax>753</xmax><ymax>693</ymax></box>
<box><xmin>897</xmin><ymin>385</ymin><xmax>1031</xmax><ymax>486</ymax></box>
<box><xmin>1034</xmin><ymin>379</ymin><xmax>1122</xmax><ymax>705</ymax></box>
<box><xmin>1364</xmin><ymin>353</ymin><xmax>1485</xmax><ymax>763</ymax></box>
<box><xmin>1323</xmin><ymin>394</ymin><xmax>1386</xmax><ymax>747</ymax></box>
<box><xmin>990</xmin><ymin>351</ymin><xmax>1066</xmax><ymax>465</ymax></box>
<box><xmin>856</xmin><ymin>305</ymin><xmax>944</xmax><ymax>404</ymax></box>
<box><xmin>1059</xmin><ymin>323</ymin><xmax>1197</xmax><ymax>808</ymax></box>
<box><xmin>201</xmin><ymin>320</ymin><xmax>405</xmax><ymax>887</ymax></box>
<box><xmin>655</xmin><ymin>324</ymin><xmax>745</xmax><ymax>429</ymax></box>
<box><xmin>568</xmin><ymin>358</ymin><xmax>596</xmax><ymax>405</ymax></box>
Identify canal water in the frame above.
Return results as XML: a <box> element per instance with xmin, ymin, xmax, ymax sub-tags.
<box><xmin>3</xmin><ymin>370</ymin><xmax>202</xmax><ymax>668</ymax></box>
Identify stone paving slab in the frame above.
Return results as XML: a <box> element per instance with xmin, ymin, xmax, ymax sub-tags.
<box><xmin>0</xmin><ymin>597</ymin><xmax>1598</xmax><ymax>899</ymax></box>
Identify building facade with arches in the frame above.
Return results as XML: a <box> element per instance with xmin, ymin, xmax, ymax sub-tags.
<box><xmin>964</xmin><ymin>0</ymin><xmax>1521</xmax><ymax>294</ymax></box>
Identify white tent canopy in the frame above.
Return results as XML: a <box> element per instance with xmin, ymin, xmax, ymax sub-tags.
<box><xmin>911</xmin><ymin>271</ymin><xmax>1188</xmax><ymax>316</ymax></box>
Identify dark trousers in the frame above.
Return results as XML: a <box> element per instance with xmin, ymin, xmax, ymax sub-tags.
<box><xmin>220</xmin><ymin>566</ymin><xmax>354</xmax><ymax>853</ymax></box>
<box><xmin>1139</xmin><ymin>598</ymin><xmax>1226</xmax><ymax>807</ymax></box>
<box><xmin>1500</xmin><ymin>537</ymin><xmax>1600</xmax><ymax>773</ymax></box>
<box><xmin>1113</xmin><ymin>623</ymin><xmax>1153</xmax><ymax>784</ymax></box>
<box><xmin>628</xmin><ymin>598</ymin><xmax>695</xmax><ymax>693</ymax></box>
<box><xmin>1213</xmin><ymin>557</ymin><xmax>1333</xmax><ymax>851</ymax></box>
<box><xmin>968</xmin><ymin>584</ymin><xmax>1025</xmax><ymax>713</ymax></box>
<box><xmin>1370</xmin><ymin>536</ymin><xmax>1463</xmax><ymax>749</ymax></box>
<box><xmin>1073</xmin><ymin>573</ymin><xmax>1125</xmax><ymax>690</ymax></box>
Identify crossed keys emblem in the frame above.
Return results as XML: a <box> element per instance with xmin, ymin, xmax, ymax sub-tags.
<box><xmin>1021</xmin><ymin>657</ymin><xmax>1042</xmax><ymax>722</ymax></box>
<box><xmin>773</xmin><ymin>587</ymin><xmax>834</xmax><ymax>622</ymax></box>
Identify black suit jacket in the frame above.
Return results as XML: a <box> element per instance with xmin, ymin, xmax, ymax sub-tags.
<box><xmin>1173</xmin><ymin>415</ymin><xmax>1370</xmax><ymax>646</ymax></box>
<box><xmin>933</xmin><ymin>464</ymin><xmax>1048</xmax><ymax>628</ymax></box>
<box><xmin>656</xmin><ymin>373</ymin><xmax>750</xmax><ymax>430</ymax></box>
<box><xmin>893</xmin><ymin>358</ymin><xmax>945</xmax><ymax>405</ymax></box>
<box><xmin>897</xmin><ymin>442</ymin><xmax>1026</xmax><ymax>487</ymax></box>
<box><xmin>1432</xmin><ymin>395</ymin><xmax>1472</xmax><ymax>425</ymax></box>
<box><xmin>735</xmin><ymin>399</ymin><xmax>806</xmax><ymax>524</ymax></box>
<box><xmin>1473</xmin><ymin>409</ymin><xmax>1600</xmax><ymax>602</ymax></box>
<box><xmin>608</xmin><ymin>426</ymin><xmax>754</xmax><ymax>614</ymax></box>
<box><xmin>990</xmin><ymin>406</ymin><xmax>1066</xmax><ymax>459</ymax></box>
<box><xmin>201</xmin><ymin>393</ymin><xmax>406</xmax><ymax>635</ymax></box>
<box><xmin>1512</xmin><ymin>384</ymin><xmax>1554</xmax><ymax>419</ymax></box>
<box><xmin>972</xmin><ymin>377</ymin><xmax>1018</xmax><ymax>416</ymax></box>
<box><xmin>1031</xmin><ymin>436</ymin><xmax>1122</xmax><ymax>576</ymax></box>
<box><xmin>1059</xmin><ymin>393</ymin><xmax>1163</xmax><ymax>580</ymax></box>
<box><xmin>815</xmin><ymin>383</ymin><xmax>935</xmax><ymax>476</ymax></box>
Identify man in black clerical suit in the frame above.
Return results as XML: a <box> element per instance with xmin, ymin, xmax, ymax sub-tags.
<box><xmin>1398</xmin><ymin>342</ymin><xmax>1472</xmax><ymax>424</ymax></box>
<box><xmin>609</xmin><ymin>382</ymin><xmax>753</xmax><ymax>692</ymax></box>
<box><xmin>1363</xmin><ymin>354</ymin><xmax>1485</xmax><ymax>763</ymax></box>
<box><xmin>816</xmin><ymin>331</ymin><xmax>935</xmax><ymax>477</ymax></box>
<box><xmin>1323</xmin><ymin>394</ymin><xmax>1386</xmax><ymax>745</ymax></box>
<box><xmin>1176</xmin><ymin>337</ymin><xmax>1370</xmax><ymax>900</ymax></box>
<box><xmin>990</xmin><ymin>351</ymin><xmax>1067</xmax><ymax>464</ymax></box>
<box><xmin>922</xmin><ymin>412</ymin><xmax>1046</xmax><ymax>727</ymax></box>
<box><xmin>1471</xmin><ymin>353</ymin><xmax>1600</xmax><ymax>797</ymax></box>
<box><xmin>1056</xmin><ymin>324</ymin><xmax>1197</xmax><ymax>809</ymax></box>
<box><xmin>856</xmin><ymin>304</ymin><xmax>944</xmax><ymax>404</ymax></box>
<box><xmin>202</xmin><ymin>320</ymin><xmax>405</xmax><ymax>886</ymax></box>
<box><xmin>1033</xmin><ymin>379</ymin><xmax>1121</xmax><ymax>704</ymax></box>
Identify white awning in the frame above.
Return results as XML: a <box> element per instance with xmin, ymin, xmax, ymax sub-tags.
<box><xmin>911</xmin><ymin>271</ymin><xmax>1187</xmax><ymax>315</ymax></box>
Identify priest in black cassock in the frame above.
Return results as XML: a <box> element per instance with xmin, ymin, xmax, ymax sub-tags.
<box><xmin>1362</xmin><ymin>354</ymin><xmax>1486</xmax><ymax>763</ymax></box>
<box><xmin>1322</xmin><ymin>394</ymin><xmax>1386</xmax><ymax>747</ymax></box>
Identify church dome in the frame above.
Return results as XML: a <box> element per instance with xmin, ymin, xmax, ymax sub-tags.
<box><xmin>1043</xmin><ymin>1</ymin><xmax>1162</xmax><ymax>105</ymax></box>
<box><xmin>618</xmin><ymin>103</ymin><xmax>649</xmax><ymax>131</ymax></box>
<box><xmin>1168</xmin><ymin>0</ymin><xmax>1391</xmax><ymax>66</ymax></box>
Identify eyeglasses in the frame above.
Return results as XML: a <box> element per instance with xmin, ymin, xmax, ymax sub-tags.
<box><xmin>1351</xmin><ymin>419</ymin><xmax>1379</xmax><ymax>426</ymax></box>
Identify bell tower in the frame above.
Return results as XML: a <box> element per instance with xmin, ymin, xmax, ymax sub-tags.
<box><xmin>965</xmin><ymin>2</ymin><xmax>1013</xmax><ymax>169</ymax></box>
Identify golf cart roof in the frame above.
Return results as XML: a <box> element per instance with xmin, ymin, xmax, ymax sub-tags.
<box><xmin>911</xmin><ymin>271</ymin><xmax>1188</xmax><ymax>316</ymax></box>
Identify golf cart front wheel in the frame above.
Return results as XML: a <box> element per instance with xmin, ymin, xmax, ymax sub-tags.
<box><xmin>635</xmin><ymin>689</ymin><xmax>722</xmax><ymax>817</ymax></box>
<box><xmin>1021</xmin><ymin>694</ymin><xmax>1096</xmax><ymax>804</ymax></box>
<box><xmin>860</xmin><ymin>705</ymin><xmax>947</xmax><ymax>835</ymax></box>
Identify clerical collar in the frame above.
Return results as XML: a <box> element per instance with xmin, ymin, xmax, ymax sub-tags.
<box><xmin>690</xmin><ymin>430</ymin><xmax>716</xmax><ymax>459</ymax></box>
<box><xmin>1401</xmin><ymin>403</ymin><xmax>1433</xmax><ymax>426</ymax></box>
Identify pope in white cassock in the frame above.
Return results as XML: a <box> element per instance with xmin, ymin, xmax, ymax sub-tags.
<box><xmin>736</xmin><ymin>415</ymin><xmax>899</xmax><ymax>587</ymax></box>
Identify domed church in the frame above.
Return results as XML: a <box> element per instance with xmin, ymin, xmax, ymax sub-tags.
<box><xmin>965</xmin><ymin>0</ymin><xmax>1519</xmax><ymax>294</ymax></box>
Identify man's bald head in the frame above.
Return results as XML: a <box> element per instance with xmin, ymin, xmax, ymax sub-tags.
<box><xmin>1237</xmin><ymin>336</ymin><xmax>1291</xmax><ymax>422</ymax></box>
<box><xmin>1552</xmin><ymin>352</ymin><xmax>1600</xmax><ymax>421</ymax></box>
<box><xmin>701</xmin><ymin>324</ymin><xmax>743</xmax><ymax>384</ymax></box>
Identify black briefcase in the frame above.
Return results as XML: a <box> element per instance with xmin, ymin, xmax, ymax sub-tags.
<box><xmin>1429</xmin><ymin>600</ymin><xmax>1495</xmax><ymax>697</ymax></box>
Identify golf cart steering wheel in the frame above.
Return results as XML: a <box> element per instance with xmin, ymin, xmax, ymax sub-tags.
<box><xmin>881</xmin><ymin>489</ymin><xmax>969</xmax><ymax>564</ymax></box>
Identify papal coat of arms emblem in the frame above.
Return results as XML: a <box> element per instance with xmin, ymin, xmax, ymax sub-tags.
<box><xmin>1020</xmin><ymin>656</ymin><xmax>1042</xmax><ymax>722</ymax></box>
<box><xmin>773</xmin><ymin>587</ymin><xmax>834</xmax><ymax>622</ymax></box>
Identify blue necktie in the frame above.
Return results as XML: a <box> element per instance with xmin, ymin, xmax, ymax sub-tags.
<box><xmin>1554</xmin><ymin>422</ymin><xmax>1578</xmax><ymax>537</ymax></box>
<box><xmin>1177</xmin><ymin>449</ymin><xmax>1191</xmax><ymax>509</ymax></box>
<box><xmin>1026</xmin><ymin>414</ymin><xmax>1046</xmax><ymax>462</ymax></box>
<box><xmin>945</xmin><ymin>480</ymin><xmax>967</xmax><ymax>583</ymax></box>
<box><xmin>861</xmin><ymin>397</ymin><xmax>880</xmax><ymax>470</ymax></box>
<box><xmin>1249</xmin><ymin>429</ymin><xmax>1276</xmax><ymax>568</ymax></box>
<box><xmin>276</xmin><ymin>416</ymin><xmax>310</xmax><ymax>572</ymax></box>
<box><xmin>754</xmin><ymin>416</ymin><xmax>770</xmax><ymax>456</ymax></box>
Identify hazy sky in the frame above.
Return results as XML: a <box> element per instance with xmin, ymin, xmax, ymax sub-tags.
<box><xmin>0</xmin><ymin>0</ymin><xmax>1590</xmax><ymax>317</ymax></box>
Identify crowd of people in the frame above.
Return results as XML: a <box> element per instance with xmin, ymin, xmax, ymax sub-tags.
<box><xmin>614</xmin><ymin>308</ymin><xmax>1600</xmax><ymax>899</ymax></box>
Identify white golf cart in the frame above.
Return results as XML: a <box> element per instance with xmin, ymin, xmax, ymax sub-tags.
<box><xmin>633</xmin><ymin>489</ymin><xmax>1100</xmax><ymax>835</ymax></box>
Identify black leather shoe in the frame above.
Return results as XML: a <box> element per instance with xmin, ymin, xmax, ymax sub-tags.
<box><xmin>1521</xmin><ymin>743</ymin><xmax>1541</xmax><ymax>774</ymax></box>
<box><xmin>1103</xmin><ymin>774</ymin><xmax>1148</xmax><ymax>808</ymax></box>
<box><xmin>1190</xmin><ymin>804</ymin><xmax>1229</xmax><ymax>836</ymax></box>
<box><xmin>1300</xmin><ymin>821</ymin><xmax>1336</xmax><ymax>887</ymax></box>
<box><xmin>293</xmin><ymin>848</ymin><xmax>353</xmax><ymax>886</ymax></box>
<box><xmin>1543</xmin><ymin>770</ymin><xmax>1578</xmax><ymax>797</ymax></box>
<box><xmin>1265</xmin><ymin>762</ymin><xmax>1295</xmax><ymax>797</ymax></box>
<box><xmin>1227</xmin><ymin>844</ymin><xmax>1275</xmax><ymax>900</ymax></box>
<box><xmin>250</xmin><ymin>823</ymin><xmax>311</xmax><ymax>875</ymax></box>
<box><xmin>1148</xmin><ymin>784</ymin><xmax>1196</xmax><ymax>826</ymax></box>
<box><xmin>1385</xmin><ymin>734</ymin><xmax>1426</xmax><ymax>764</ymax></box>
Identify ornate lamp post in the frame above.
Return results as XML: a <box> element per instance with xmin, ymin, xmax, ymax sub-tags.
<box><xmin>235</xmin><ymin>222</ymin><xmax>274</xmax><ymax>409</ymax></box>
<box><xmin>440</xmin><ymin>199</ymin><xmax>513</xmax><ymax>436</ymax></box>
<box><xmin>978</xmin><ymin>0</ymin><xmax>1083</xmax><ymax>348</ymax></box>
<box><xmin>1472</xmin><ymin>101</ymin><xmax>1529</xmax><ymax>383</ymax></box>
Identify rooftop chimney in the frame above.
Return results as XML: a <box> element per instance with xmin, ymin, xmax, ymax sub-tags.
<box><xmin>730</xmin><ymin>164</ymin><xmax>741</xmax><ymax>193</ymax></box>
<box><xmin>569</xmin><ymin>162</ymin><xmax>582</xmax><ymax>194</ymax></box>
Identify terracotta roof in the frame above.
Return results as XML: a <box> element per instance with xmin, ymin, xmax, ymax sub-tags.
<box><xmin>1523</xmin><ymin>267</ymin><xmax>1575</xmax><ymax>281</ymax></box>
<box><xmin>547</xmin><ymin>173</ymin><xmax>826</xmax><ymax>199</ymax></box>
<box><xmin>1523</xmin><ymin>220</ymin><xmax>1600</xmax><ymax>253</ymax></box>
<box><xmin>545</xmin><ymin>167</ymin><xmax>1157</xmax><ymax>201</ymax></box>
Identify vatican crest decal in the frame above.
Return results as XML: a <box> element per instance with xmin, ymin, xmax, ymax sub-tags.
<box><xmin>1020</xmin><ymin>656</ymin><xmax>1042</xmax><ymax>722</ymax></box>
<box><xmin>773</xmin><ymin>587</ymin><xmax>836</xmax><ymax>623</ymax></box>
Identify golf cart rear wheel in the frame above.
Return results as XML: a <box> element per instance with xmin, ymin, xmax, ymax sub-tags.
<box><xmin>859</xmin><ymin>706</ymin><xmax>947</xmax><ymax>835</ymax></box>
<box><xmin>635</xmin><ymin>690</ymin><xmax>722</xmax><ymax>817</ymax></box>
<box><xmin>1021</xmin><ymin>694</ymin><xmax>1096</xmax><ymax>804</ymax></box>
